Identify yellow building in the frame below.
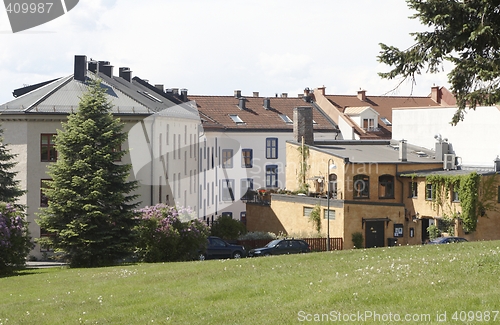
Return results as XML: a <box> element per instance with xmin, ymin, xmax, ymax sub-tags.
<box><xmin>247</xmin><ymin>131</ymin><xmax>500</xmax><ymax>249</ymax></box>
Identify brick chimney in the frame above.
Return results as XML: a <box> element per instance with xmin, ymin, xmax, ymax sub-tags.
<box><xmin>253</xmin><ymin>91</ymin><xmax>259</xmax><ymax>97</ymax></box>
<box><xmin>431</xmin><ymin>86</ymin><xmax>441</xmax><ymax>103</ymax></box>
<box><xmin>317</xmin><ymin>86</ymin><xmax>326</xmax><ymax>96</ymax></box>
<box><xmin>293</xmin><ymin>106</ymin><xmax>314</xmax><ymax>145</ymax></box>
<box><xmin>357</xmin><ymin>90</ymin><xmax>366</xmax><ymax>101</ymax></box>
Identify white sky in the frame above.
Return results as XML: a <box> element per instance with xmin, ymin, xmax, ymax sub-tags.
<box><xmin>0</xmin><ymin>0</ymin><xmax>451</xmax><ymax>104</ymax></box>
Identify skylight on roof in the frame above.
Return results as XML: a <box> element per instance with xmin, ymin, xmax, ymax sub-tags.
<box><xmin>279</xmin><ymin>114</ymin><xmax>293</xmax><ymax>124</ymax></box>
<box><xmin>380</xmin><ymin>117</ymin><xmax>392</xmax><ymax>126</ymax></box>
<box><xmin>139</xmin><ymin>91</ymin><xmax>163</xmax><ymax>103</ymax></box>
<box><xmin>229</xmin><ymin>114</ymin><xmax>244</xmax><ymax>124</ymax></box>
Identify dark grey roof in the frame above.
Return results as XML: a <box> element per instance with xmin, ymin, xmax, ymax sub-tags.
<box><xmin>298</xmin><ymin>140</ymin><xmax>439</xmax><ymax>164</ymax></box>
<box><xmin>399</xmin><ymin>169</ymin><xmax>498</xmax><ymax>177</ymax></box>
<box><xmin>0</xmin><ymin>71</ymin><xmax>200</xmax><ymax>121</ymax></box>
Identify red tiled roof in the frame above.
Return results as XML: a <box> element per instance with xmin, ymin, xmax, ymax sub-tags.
<box><xmin>187</xmin><ymin>95</ymin><xmax>338</xmax><ymax>132</ymax></box>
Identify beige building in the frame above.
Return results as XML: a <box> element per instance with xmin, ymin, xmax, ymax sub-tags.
<box><xmin>247</xmin><ymin>107</ymin><xmax>500</xmax><ymax>249</ymax></box>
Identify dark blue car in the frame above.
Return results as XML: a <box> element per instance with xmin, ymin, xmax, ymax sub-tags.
<box><xmin>199</xmin><ymin>236</ymin><xmax>246</xmax><ymax>260</ymax></box>
<box><xmin>248</xmin><ymin>239</ymin><xmax>310</xmax><ymax>257</ymax></box>
<box><xmin>428</xmin><ymin>237</ymin><xmax>468</xmax><ymax>244</ymax></box>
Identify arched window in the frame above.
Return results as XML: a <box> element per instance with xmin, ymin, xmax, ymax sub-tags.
<box><xmin>328</xmin><ymin>173</ymin><xmax>337</xmax><ymax>199</ymax></box>
<box><xmin>379</xmin><ymin>175</ymin><xmax>395</xmax><ymax>199</ymax></box>
<box><xmin>353</xmin><ymin>174</ymin><xmax>369</xmax><ymax>198</ymax></box>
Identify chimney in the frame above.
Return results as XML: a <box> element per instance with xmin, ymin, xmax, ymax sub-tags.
<box><xmin>399</xmin><ymin>140</ymin><xmax>407</xmax><ymax>162</ymax></box>
<box><xmin>293</xmin><ymin>106</ymin><xmax>314</xmax><ymax>146</ymax></box>
<box><xmin>238</xmin><ymin>97</ymin><xmax>246</xmax><ymax>110</ymax></box>
<box><xmin>88</xmin><ymin>60</ymin><xmax>97</xmax><ymax>73</ymax></box>
<box><xmin>172</xmin><ymin>88</ymin><xmax>179</xmax><ymax>96</ymax></box>
<box><xmin>253</xmin><ymin>91</ymin><xmax>259</xmax><ymax>97</ymax></box>
<box><xmin>234</xmin><ymin>90</ymin><xmax>241</xmax><ymax>98</ymax></box>
<box><xmin>263</xmin><ymin>97</ymin><xmax>271</xmax><ymax>110</ymax></box>
<box><xmin>155</xmin><ymin>84</ymin><xmax>164</xmax><ymax>92</ymax></box>
<box><xmin>281</xmin><ymin>93</ymin><xmax>288</xmax><ymax>98</ymax></box>
<box><xmin>431</xmin><ymin>86</ymin><xmax>441</xmax><ymax>103</ymax></box>
<box><xmin>303</xmin><ymin>87</ymin><xmax>311</xmax><ymax>102</ymax></box>
<box><xmin>317</xmin><ymin>86</ymin><xmax>326</xmax><ymax>96</ymax></box>
<box><xmin>74</xmin><ymin>55</ymin><xmax>86</xmax><ymax>82</ymax></box>
<box><xmin>357</xmin><ymin>89</ymin><xmax>366</xmax><ymax>101</ymax></box>
<box><xmin>494</xmin><ymin>156</ymin><xmax>500</xmax><ymax>172</ymax></box>
<box><xmin>181</xmin><ymin>88</ymin><xmax>188</xmax><ymax>101</ymax></box>
<box><xmin>100</xmin><ymin>64</ymin><xmax>113</xmax><ymax>78</ymax></box>
<box><xmin>119</xmin><ymin>67</ymin><xmax>132</xmax><ymax>82</ymax></box>
<box><xmin>435</xmin><ymin>141</ymin><xmax>449</xmax><ymax>161</ymax></box>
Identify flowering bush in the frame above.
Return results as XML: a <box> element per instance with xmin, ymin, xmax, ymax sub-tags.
<box><xmin>135</xmin><ymin>204</ymin><xmax>209</xmax><ymax>262</ymax></box>
<box><xmin>0</xmin><ymin>203</ymin><xmax>32</xmax><ymax>274</ymax></box>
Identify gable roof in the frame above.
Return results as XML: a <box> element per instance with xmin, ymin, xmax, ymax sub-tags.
<box><xmin>187</xmin><ymin>94</ymin><xmax>339</xmax><ymax>133</ymax></box>
<box><xmin>0</xmin><ymin>60</ymin><xmax>199</xmax><ymax>121</ymax></box>
<box><xmin>343</xmin><ymin>106</ymin><xmax>380</xmax><ymax>116</ymax></box>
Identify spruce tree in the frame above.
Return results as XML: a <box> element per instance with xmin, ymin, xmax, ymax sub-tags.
<box><xmin>37</xmin><ymin>79</ymin><xmax>139</xmax><ymax>267</ymax></box>
<box><xmin>0</xmin><ymin>127</ymin><xmax>25</xmax><ymax>205</ymax></box>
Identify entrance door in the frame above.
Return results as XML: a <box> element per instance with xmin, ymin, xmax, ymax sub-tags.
<box><xmin>421</xmin><ymin>218</ymin><xmax>430</xmax><ymax>243</ymax></box>
<box><xmin>365</xmin><ymin>221</ymin><xmax>385</xmax><ymax>248</ymax></box>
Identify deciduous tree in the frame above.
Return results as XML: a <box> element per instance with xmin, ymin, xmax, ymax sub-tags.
<box><xmin>378</xmin><ymin>0</ymin><xmax>500</xmax><ymax>124</ymax></box>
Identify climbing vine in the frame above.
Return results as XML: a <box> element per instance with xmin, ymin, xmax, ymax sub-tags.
<box><xmin>309</xmin><ymin>204</ymin><xmax>321</xmax><ymax>234</ymax></box>
<box><xmin>297</xmin><ymin>144</ymin><xmax>310</xmax><ymax>193</ymax></box>
<box><xmin>425</xmin><ymin>172</ymin><xmax>488</xmax><ymax>232</ymax></box>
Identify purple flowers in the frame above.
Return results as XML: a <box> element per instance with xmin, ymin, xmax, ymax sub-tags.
<box><xmin>0</xmin><ymin>203</ymin><xmax>32</xmax><ymax>273</ymax></box>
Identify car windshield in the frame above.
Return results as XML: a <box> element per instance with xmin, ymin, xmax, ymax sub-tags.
<box><xmin>265</xmin><ymin>240</ymin><xmax>281</xmax><ymax>248</ymax></box>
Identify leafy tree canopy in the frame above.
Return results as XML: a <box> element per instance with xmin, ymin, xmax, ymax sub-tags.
<box><xmin>37</xmin><ymin>79</ymin><xmax>139</xmax><ymax>267</ymax></box>
<box><xmin>378</xmin><ymin>0</ymin><xmax>500</xmax><ymax>125</ymax></box>
<box><xmin>0</xmin><ymin>127</ymin><xmax>25</xmax><ymax>205</ymax></box>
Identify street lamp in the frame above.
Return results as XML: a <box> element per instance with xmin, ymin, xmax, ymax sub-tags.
<box><xmin>326</xmin><ymin>158</ymin><xmax>337</xmax><ymax>251</ymax></box>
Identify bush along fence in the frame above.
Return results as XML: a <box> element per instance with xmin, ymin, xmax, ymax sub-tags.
<box><xmin>237</xmin><ymin>237</ymin><xmax>343</xmax><ymax>252</ymax></box>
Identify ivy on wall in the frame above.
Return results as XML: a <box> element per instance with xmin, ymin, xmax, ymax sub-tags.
<box><xmin>297</xmin><ymin>144</ymin><xmax>310</xmax><ymax>193</ymax></box>
<box><xmin>309</xmin><ymin>204</ymin><xmax>321</xmax><ymax>234</ymax></box>
<box><xmin>425</xmin><ymin>172</ymin><xmax>497</xmax><ymax>232</ymax></box>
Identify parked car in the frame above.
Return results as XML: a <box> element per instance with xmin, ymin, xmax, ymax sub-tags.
<box><xmin>248</xmin><ymin>239</ymin><xmax>311</xmax><ymax>257</ymax></box>
<box><xmin>199</xmin><ymin>236</ymin><xmax>246</xmax><ymax>260</ymax></box>
<box><xmin>427</xmin><ymin>237</ymin><xmax>468</xmax><ymax>244</ymax></box>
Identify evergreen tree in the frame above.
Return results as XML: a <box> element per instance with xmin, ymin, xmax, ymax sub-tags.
<box><xmin>37</xmin><ymin>79</ymin><xmax>139</xmax><ymax>267</ymax></box>
<box><xmin>0</xmin><ymin>127</ymin><xmax>25</xmax><ymax>205</ymax></box>
<box><xmin>378</xmin><ymin>0</ymin><xmax>500</xmax><ymax>125</ymax></box>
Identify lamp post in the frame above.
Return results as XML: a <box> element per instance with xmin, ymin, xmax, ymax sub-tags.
<box><xmin>326</xmin><ymin>158</ymin><xmax>336</xmax><ymax>251</ymax></box>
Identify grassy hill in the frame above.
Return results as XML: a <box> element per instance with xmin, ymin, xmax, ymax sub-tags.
<box><xmin>1</xmin><ymin>240</ymin><xmax>500</xmax><ymax>324</ymax></box>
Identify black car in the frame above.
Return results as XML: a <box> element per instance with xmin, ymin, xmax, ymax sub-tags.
<box><xmin>199</xmin><ymin>236</ymin><xmax>246</xmax><ymax>260</ymax></box>
<box><xmin>248</xmin><ymin>239</ymin><xmax>311</xmax><ymax>257</ymax></box>
<box><xmin>427</xmin><ymin>236</ymin><xmax>468</xmax><ymax>244</ymax></box>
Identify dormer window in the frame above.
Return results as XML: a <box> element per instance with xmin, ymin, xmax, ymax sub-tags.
<box><xmin>363</xmin><ymin>118</ymin><xmax>378</xmax><ymax>131</ymax></box>
<box><xmin>278</xmin><ymin>114</ymin><xmax>293</xmax><ymax>124</ymax></box>
<box><xmin>229</xmin><ymin>114</ymin><xmax>244</xmax><ymax>124</ymax></box>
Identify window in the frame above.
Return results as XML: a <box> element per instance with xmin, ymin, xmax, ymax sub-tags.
<box><xmin>303</xmin><ymin>207</ymin><xmax>313</xmax><ymax>217</ymax></box>
<box><xmin>452</xmin><ymin>188</ymin><xmax>460</xmax><ymax>202</ymax></box>
<box><xmin>266</xmin><ymin>165</ymin><xmax>278</xmax><ymax>188</ymax></box>
<box><xmin>221</xmin><ymin>179</ymin><xmax>235</xmax><ymax>201</ymax></box>
<box><xmin>242</xmin><ymin>149</ymin><xmax>253</xmax><ymax>168</ymax></box>
<box><xmin>380</xmin><ymin>117</ymin><xmax>392</xmax><ymax>126</ymax></box>
<box><xmin>324</xmin><ymin>209</ymin><xmax>335</xmax><ymax>220</ymax></box>
<box><xmin>222</xmin><ymin>149</ymin><xmax>233</xmax><ymax>168</ymax></box>
<box><xmin>40</xmin><ymin>179</ymin><xmax>51</xmax><ymax>207</ymax></box>
<box><xmin>362</xmin><ymin>118</ymin><xmax>375</xmax><ymax>131</ymax></box>
<box><xmin>426</xmin><ymin>184</ymin><xmax>433</xmax><ymax>200</ymax></box>
<box><xmin>353</xmin><ymin>174</ymin><xmax>369</xmax><ymax>198</ymax></box>
<box><xmin>409</xmin><ymin>182</ymin><xmax>418</xmax><ymax>198</ymax></box>
<box><xmin>41</xmin><ymin>134</ymin><xmax>57</xmax><ymax>162</ymax></box>
<box><xmin>378</xmin><ymin>175</ymin><xmax>394</xmax><ymax>199</ymax></box>
<box><xmin>229</xmin><ymin>114</ymin><xmax>244</xmax><ymax>124</ymax></box>
<box><xmin>241</xmin><ymin>178</ymin><xmax>254</xmax><ymax>200</ymax></box>
<box><xmin>173</xmin><ymin>134</ymin><xmax>176</xmax><ymax>159</ymax></box>
<box><xmin>221</xmin><ymin>212</ymin><xmax>233</xmax><ymax>218</ymax></box>
<box><xmin>266</xmin><ymin>138</ymin><xmax>278</xmax><ymax>159</ymax></box>
<box><xmin>240</xmin><ymin>212</ymin><xmax>246</xmax><ymax>226</ymax></box>
<box><xmin>278</xmin><ymin>114</ymin><xmax>293</xmax><ymax>124</ymax></box>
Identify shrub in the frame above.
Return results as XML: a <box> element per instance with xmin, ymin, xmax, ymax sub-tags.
<box><xmin>238</xmin><ymin>231</ymin><xmax>277</xmax><ymax>241</ymax></box>
<box><xmin>135</xmin><ymin>204</ymin><xmax>209</xmax><ymax>262</ymax></box>
<box><xmin>427</xmin><ymin>224</ymin><xmax>440</xmax><ymax>240</ymax></box>
<box><xmin>210</xmin><ymin>214</ymin><xmax>247</xmax><ymax>240</ymax></box>
<box><xmin>352</xmin><ymin>232</ymin><xmax>364</xmax><ymax>249</ymax></box>
<box><xmin>0</xmin><ymin>203</ymin><xmax>33</xmax><ymax>274</ymax></box>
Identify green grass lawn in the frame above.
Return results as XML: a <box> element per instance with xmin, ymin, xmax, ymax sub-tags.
<box><xmin>1</xmin><ymin>240</ymin><xmax>500</xmax><ymax>324</ymax></box>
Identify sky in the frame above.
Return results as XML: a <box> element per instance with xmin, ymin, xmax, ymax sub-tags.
<box><xmin>0</xmin><ymin>0</ymin><xmax>451</xmax><ymax>105</ymax></box>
